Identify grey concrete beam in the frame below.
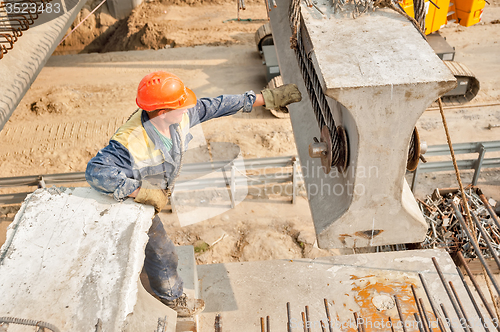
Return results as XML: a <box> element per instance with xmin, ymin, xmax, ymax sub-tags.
<box><xmin>0</xmin><ymin>0</ymin><xmax>88</xmax><ymax>132</ymax></box>
<box><xmin>269</xmin><ymin>0</ymin><xmax>457</xmax><ymax>248</ymax></box>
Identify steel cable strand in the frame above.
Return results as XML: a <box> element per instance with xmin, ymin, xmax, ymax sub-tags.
<box><xmin>413</xmin><ymin>0</ymin><xmax>426</xmax><ymax>32</ymax></box>
<box><xmin>289</xmin><ymin>2</ymin><xmax>345</xmax><ymax>168</ymax></box>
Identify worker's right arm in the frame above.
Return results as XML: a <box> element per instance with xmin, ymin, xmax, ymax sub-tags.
<box><xmin>188</xmin><ymin>91</ymin><xmax>257</xmax><ymax>127</ymax></box>
<box><xmin>85</xmin><ymin>140</ymin><xmax>141</xmax><ymax>201</ymax></box>
<box><xmin>188</xmin><ymin>85</ymin><xmax>301</xmax><ymax>126</ymax></box>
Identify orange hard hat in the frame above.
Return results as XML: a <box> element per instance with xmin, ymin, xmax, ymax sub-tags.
<box><xmin>136</xmin><ymin>71</ymin><xmax>197</xmax><ymax>111</ymax></box>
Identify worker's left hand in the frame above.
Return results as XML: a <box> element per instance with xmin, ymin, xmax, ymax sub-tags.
<box><xmin>261</xmin><ymin>84</ymin><xmax>302</xmax><ymax>110</ymax></box>
<box><xmin>134</xmin><ymin>185</ymin><xmax>168</xmax><ymax>215</ymax></box>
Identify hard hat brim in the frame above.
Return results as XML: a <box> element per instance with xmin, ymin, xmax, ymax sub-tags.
<box><xmin>175</xmin><ymin>87</ymin><xmax>197</xmax><ymax>110</ymax></box>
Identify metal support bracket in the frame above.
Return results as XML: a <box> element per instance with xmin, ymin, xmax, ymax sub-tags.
<box><xmin>38</xmin><ymin>176</ymin><xmax>46</xmax><ymax>189</ymax></box>
<box><xmin>472</xmin><ymin>145</ymin><xmax>486</xmax><ymax>186</ymax></box>
<box><xmin>292</xmin><ymin>159</ymin><xmax>298</xmax><ymax>204</ymax></box>
<box><xmin>230</xmin><ymin>163</ymin><xmax>236</xmax><ymax>209</ymax></box>
<box><xmin>411</xmin><ymin>167</ymin><xmax>419</xmax><ymax>193</ymax></box>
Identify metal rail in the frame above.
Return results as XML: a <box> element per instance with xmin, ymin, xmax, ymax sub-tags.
<box><xmin>0</xmin><ymin>156</ymin><xmax>304</xmax><ymax>205</ymax></box>
<box><xmin>2</xmin><ymin>140</ymin><xmax>500</xmax><ymax>205</ymax></box>
<box><xmin>426</xmin><ymin>102</ymin><xmax>500</xmax><ymax>112</ymax></box>
<box><xmin>0</xmin><ymin>156</ymin><xmax>296</xmax><ymax>188</ymax></box>
<box><xmin>411</xmin><ymin>140</ymin><xmax>500</xmax><ymax>192</ymax></box>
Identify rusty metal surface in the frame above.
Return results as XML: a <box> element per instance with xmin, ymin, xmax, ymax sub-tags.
<box><xmin>407</xmin><ymin>128</ymin><xmax>421</xmax><ymax>172</ymax></box>
<box><xmin>214</xmin><ymin>314</ymin><xmax>222</xmax><ymax>332</ymax></box>
<box><xmin>253</xmin><ymin>256</ymin><xmax>495</xmax><ymax>331</ymax></box>
<box><xmin>200</xmin><ymin>249</ymin><xmax>494</xmax><ymax>331</ymax></box>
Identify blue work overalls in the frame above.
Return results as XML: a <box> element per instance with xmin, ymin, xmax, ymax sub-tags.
<box><xmin>85</xmin><ymin>92</ymin><xmax>256</xmax><ymax>300</ymax></box>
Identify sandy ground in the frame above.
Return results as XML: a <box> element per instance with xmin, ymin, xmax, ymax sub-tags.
<box><xmin>1</xmin><ymin>0</ymin><xmax>500</xmax><ymax>263</ymax></box>
<box><xmin>55</xmin><ymin>0</ymin><xmax>270</xmax><ymax>54</ymax></box>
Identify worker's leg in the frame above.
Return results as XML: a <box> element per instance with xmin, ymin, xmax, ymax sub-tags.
<box><xmin>144</xmin><ymin>215</ymin><xmax>184</xmax><ymax>301</ymax></box>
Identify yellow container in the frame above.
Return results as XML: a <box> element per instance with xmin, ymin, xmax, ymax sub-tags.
<box><xmin>456</xmin><ymin>7</ymin><xmax>484</xmax><ymax>26</ymax></box>
<box><xmin>400</xmin><ymin>0</ymin><xmax>415</xmax><ymax>18</ymax></box>
<box><xmin>455</xmin><ymin>0</ymin><xmax>486</xmax><ymax>12</ymax></box>
<box><xmin>425</xmin><ymin>0</ymin><xmax>451</xmax><ymax>34</ymax></box>
<box><xmin>447</xmin><ymin>1</ymin><xmax>458</xmax><ymax>24</ymax></box>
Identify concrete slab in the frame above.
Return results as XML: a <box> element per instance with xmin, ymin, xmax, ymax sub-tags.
<box><xmin>0</xmin><ymin>187</ymin><xmax>176</xmax><ymax>332</ymax></box>
<box><xmin>198</xmin><ymin>249</ymin><xmax>490</xmax><ymax>331</ymax></box>
<box><xmin>269</xmin><ymin>0</ymin><xmax>457</xmax><ymax>248</ymax></box>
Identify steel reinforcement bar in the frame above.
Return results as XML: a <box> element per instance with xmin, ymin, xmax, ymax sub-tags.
<box><xmin>411</xmin><ymin>140</ymin><xmax>500</xmax><ymax>191</ymax></box>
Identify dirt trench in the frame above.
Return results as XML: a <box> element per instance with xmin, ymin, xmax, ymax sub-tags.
<box><xmin>55</xmin><ymin>0</ymin><xmax>268</xmax><ymax>54</ymax></box>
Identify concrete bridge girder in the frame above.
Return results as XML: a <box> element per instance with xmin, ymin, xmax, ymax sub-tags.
<box><xmin>269</xmin><ymin>0</ymin><xmax>457</xmax><ymax>248</ymax></box>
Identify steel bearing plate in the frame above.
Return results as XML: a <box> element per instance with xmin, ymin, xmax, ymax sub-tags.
<box><xmin>316</xmin><ymin>126</ymin><xmax>349</xmax><ymax>174</ymax></box>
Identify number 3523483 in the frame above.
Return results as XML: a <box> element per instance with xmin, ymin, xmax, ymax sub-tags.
<box><xmin>5</xmin><ymin>2</ymin><xmax>62</xmax><ymax>14</ymax></box>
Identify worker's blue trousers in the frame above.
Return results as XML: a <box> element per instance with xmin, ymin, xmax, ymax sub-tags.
<box><xmin>144</xmin><ymin>215</ymin><xmax>183</xmax><ymax>301</ymax></box>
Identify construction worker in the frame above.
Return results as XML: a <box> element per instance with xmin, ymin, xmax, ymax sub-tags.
<box><xmin>85</xmin><ymin>71</ymin><xmax>301</xmax><ymax>316</ymax></box>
